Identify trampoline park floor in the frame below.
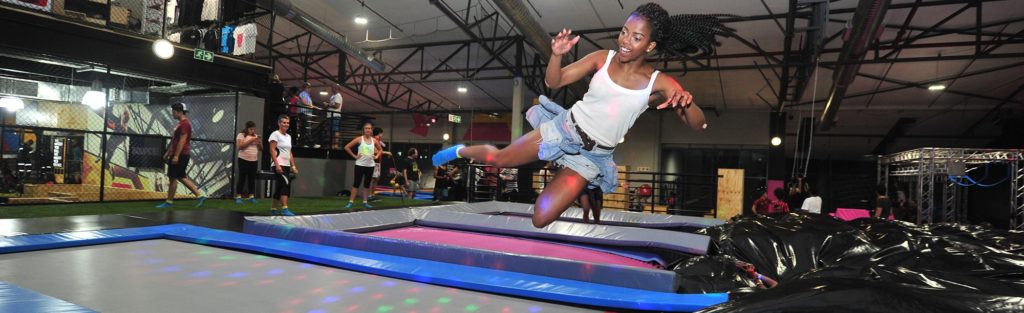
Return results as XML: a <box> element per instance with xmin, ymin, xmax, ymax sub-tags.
<box><xmin>0</xmin><ymin>238</ymin><xmax>595</xmax><ymax>313</ymax></box>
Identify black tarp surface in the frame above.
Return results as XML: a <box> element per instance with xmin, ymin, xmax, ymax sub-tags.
<box><xmin>679</xmin><ymin>214</ymin><xmax>1024</xmax><ymax>313</ymax></box>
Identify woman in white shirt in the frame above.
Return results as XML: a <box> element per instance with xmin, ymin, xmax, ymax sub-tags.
<box><xmin>268</xmin><ymin>114</ymin><xmax>297</xmax><ymax>216</ymax></box>
<box><xmin>432</xmin><ymin>3</ymin><xmax>727</xmax><ymax>228</ymax></box>
<box><xmin>801</xmin><ymin>187</ymin><xmax>822</xmax><ymax>214</ymax></box>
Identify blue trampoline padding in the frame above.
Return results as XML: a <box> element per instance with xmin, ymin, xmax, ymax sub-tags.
<box><xmin>0</xmin><ymin>224</ymin><xmax>728</xmax><ymax>312</ymax></box>
<box><xmin>0</xmin><ymin>281</ymin><xmax>97</xmax><ymax>313</ymax></box>
<box><xmin>0</xmin><ymin>224</ymin><xmax>181</xmax><ymax>253</ymax></box>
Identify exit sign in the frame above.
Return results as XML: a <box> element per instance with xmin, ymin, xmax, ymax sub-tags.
<box><xmin>448</xmin><ymin>114</ymin><xmax>461</xmax><ymax>124</ymax></box>
<box><xmin>193</xmin><ymin>49</ymin><xmax>214</xmax><ymax>62</ymax></box>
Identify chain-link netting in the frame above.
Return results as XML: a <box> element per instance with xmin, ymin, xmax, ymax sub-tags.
<box><xmin>0</xmin><ymin>0</ymin><xmax>273</xmax><ymax>65</ymax></box>
<box><xmin>0</xmin><ymin>52</ymin><xmax>239</xmax><ymax>204</ymax></box>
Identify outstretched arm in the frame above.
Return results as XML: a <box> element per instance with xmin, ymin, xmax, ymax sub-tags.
<box><xmin>654</xmin><ymin>74</ymin><xmax>705</xmax><ymax>132</ymax></box>
<box><xmin>544</xmin><ymin>29</ymin><xmax>602</xmax><ymax>89</ymax></box>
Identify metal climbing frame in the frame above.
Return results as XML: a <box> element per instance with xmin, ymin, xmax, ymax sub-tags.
<box><xmin>879</xmin><ymin>148</ymin><xmax>1024</xmax><ymax>229</ymax></box>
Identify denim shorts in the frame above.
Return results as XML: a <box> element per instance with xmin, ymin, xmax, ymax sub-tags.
<box><xmin>526</xmin><ymin>96</ymin><xmax>618</xmax><ymax>193</ymax></box>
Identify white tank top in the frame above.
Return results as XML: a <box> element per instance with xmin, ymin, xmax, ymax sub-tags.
<box><xmin>569</xmin><ymin>50</ymin><xmax>659</xmax><ymax>147</ymax></box>
<box><xmin>356</xmin><ymin>136</ymin><xmax>376</xmax><ymax>167</ymax></box>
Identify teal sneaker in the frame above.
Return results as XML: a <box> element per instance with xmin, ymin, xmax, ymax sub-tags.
<box><xmin>363</xmin><ymin>202</ymin><xmax>373</xmax><ymax>209</ymax></box>
<box><xmin>280</xmin><ymin>208</ymin><xmax>296</xmax><ymax>216</ymax></box>
<box><xmin>195</xmin><ymin>196</ymin><xmax>208</xmax><ymax>208</ymax></box>
<box><xmin>155</xmin><ymin>201</ymin><xmax>173</xmax><ymax>208</ymax></box>
<box><xmin>345</xmin><ymin>202</ymin><xmax>354</xmax><ymax>209</ymax></box>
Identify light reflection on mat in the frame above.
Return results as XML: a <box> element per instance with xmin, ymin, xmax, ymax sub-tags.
<box><xmin>367</xmin><ymin>226</ymin><xmax>658</xmax><ymax>269</ymax></box>
<box><xmin>0</xmin><ymin>239</ymin><xmax>597</xmax><ymax>313</ymax></box>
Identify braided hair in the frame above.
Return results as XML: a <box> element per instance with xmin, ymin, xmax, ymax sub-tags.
<box><xmin>631</xmin><ymin>3</ymin><xmax>735</xmax><ymax>57</ymax></box>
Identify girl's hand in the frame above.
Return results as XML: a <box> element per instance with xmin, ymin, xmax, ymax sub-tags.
<box><xmin>551</xmin><ymin>28</ymin><xmax>580</xmax><ymax>57</ymax></box>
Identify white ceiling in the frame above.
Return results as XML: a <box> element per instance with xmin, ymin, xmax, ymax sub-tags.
<box><xmin>271</xmin><ymin>0</ymin><xmax>1024</xmax><ymax>156</ymax></box>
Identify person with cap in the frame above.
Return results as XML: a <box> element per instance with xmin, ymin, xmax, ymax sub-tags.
<box><xmin>156</xmin><ymin>102</ymin><xmax>208</xmax><ymax>208</ymax></box>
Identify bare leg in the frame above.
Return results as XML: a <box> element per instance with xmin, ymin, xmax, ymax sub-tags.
<box><xmin>349</xmin><ymin>186</ymin><xmax>358</xmax><ymax>203</ymax></box>
<box><xmin>178</xmin><ymin>178</ymin><xmax>202</xmax><ymax>196</ymax></box>
<box><xmin>532</xmin><ymin>168</ymin><xmax>588</xmax><ymax>228</ymax></box>
<box><xmin>272</xmin><ymin>198</ymin><xmax>280</xmax><ymax>210</ymax></box>
<box><xmin>591</xmin><ymin>191</ymin><xmax>603</xmax><ymax>224</ymax></box>
<box><xmin>579</xmin><ymin>193</ymin><xmax>592</xmax><ymax>224</ymax></box>
<box><xmin>166</xmin><ymin>179</ymin><xmax>178</xmax><ymax>201</ymax></box>
<box><xmin>361</xmin><ymin>186</ymin><xmax>369</xmax><ymax>203</ymax></box>
<box><xmin>280</xmin><ymin>195</ymin><xmax>288</xmax><ymax>208</ymax></box>
<box><xmin>369</xmin><ymin>177</ymin><xmax>379</xmax><ymax>195</ymax></box>
<box><xmin>458</xmin><ymin>130</ymin><xmax>542</xmax><ymax>167</ymax></box>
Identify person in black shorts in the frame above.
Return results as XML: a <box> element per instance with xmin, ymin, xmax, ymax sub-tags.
<box><xmin>156</xmin><ymin>103</ymin><xmax>207</xmax><ymax>208</ymax></box>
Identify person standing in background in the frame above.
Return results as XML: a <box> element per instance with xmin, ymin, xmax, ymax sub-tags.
<box><xmin>326</xmin><ymin>84</ymin><xmax>344</xmax><ymax>149</ymax></box>
<box><xmin>402</xmin><ymin>148</ymin><xmax>421</xmax><ymax>200</ymax></box>
<box><xmin>235</xmin><ymin>121</ymin><xmax>262</xmax><ymax>204</ymax></box>
<box><xmin>156</xmin><ymin>103</ymin><xmax>208</xmax><ymax>208</ymax></box>
<box><xmin>344</xmin><ymin>121</ymin><xmax>381</xmax><ymax>209</ymax></box>
<box><xmin>874</xmin><ymin>185</ymin><xmax>893</xmax><ymax>219</ymax></box>
<box><xmin>801</xmin><ymin>187</ymin><xmax>822</xmax><ymax>214</ymax></box>
<box><xmin>268</xmin><ymin>114</ymin><xmax>297</xmax><ymax>216</ymax></box>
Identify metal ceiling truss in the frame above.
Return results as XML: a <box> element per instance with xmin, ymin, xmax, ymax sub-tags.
<box><xmin>267</xmin><ymin>0</ymin><xmax>1021</xmax><ymax>114</ymax></box>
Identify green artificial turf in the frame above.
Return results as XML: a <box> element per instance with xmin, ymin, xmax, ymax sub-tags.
<box><xmin>0</xmin><ymin>196</ymin><xmax>434</xmax><ymax>219</ymax></box>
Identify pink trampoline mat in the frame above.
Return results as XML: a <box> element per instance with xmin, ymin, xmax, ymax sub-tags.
<box><xmin>366</xmin><ymin>226</ymin><xmax>657</xmax><ymax>269</ymax></box>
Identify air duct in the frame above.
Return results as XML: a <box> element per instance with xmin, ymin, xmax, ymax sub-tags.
<box><xmin>267</xmin><ymin>0</ymin><xmax>384</xmax><ymax>72</ymax></box>
<box><xmin>491</xmin><ymin>0</ymin><xmax>588</xmax><ymax>99</ymax></box>
<box><xmin>819</xmin><ymin>0</ymin><xmax>891</xmax><ymax>130</ymax></box>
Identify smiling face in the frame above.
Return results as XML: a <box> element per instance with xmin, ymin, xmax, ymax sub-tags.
<box><xmin>278</xmin><ymin>116</ymin><xmax>290</xmax><ymax>133</ymax></box>
<box><xmin>617</xmin><ymin>14</ymin><xmax>657</xmax><ymax>63</ymax></box>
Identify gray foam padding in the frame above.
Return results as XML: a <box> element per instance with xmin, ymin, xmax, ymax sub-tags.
<box><xmin>244</xmin><ymin>219</ymin><xmax>679</xmax><ymax>292</ymax></box>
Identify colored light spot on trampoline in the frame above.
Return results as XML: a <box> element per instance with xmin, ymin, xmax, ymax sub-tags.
<box><xmin>190</xmin><ymin>271</ymin><xmax>212</xmax><ymax>277</ymax></box>
<box><xmin>349</xmin><ymin>286</ymin><xmax>366</xmax><ymax>293</ymax></box>
<box><xmin>143</xmin><ymin>258</ymin><xmax>165</xmax><ymax>265</ymax></box>
<box><xmin>266</xmin><ymin>269</ymin><xmax>284</xmax><ymax>275</ymax></box>
<box><xmin>293</xmin><ymin>274</ymin><xmax>307</xmax><ymax>280</ymax></box>
<box><xmin>195</xmin><ymin>250</ymin><xmax>214</xmax><ymax>255</ymax></box>
<box><xmin>256</xmin><ymin>279</ymin><xmax>274</xmax><ymax>285</ymax></box>
<box><xmin>377</xmin><ymin>305</ymin><xmax>395</xmax><ymax>313</ymax></box>
<box><xmin>430</xmin><ymin>307</ymin><xmax>441</xmax><ymax>313</ymax></box>
<box><xmin>501</xmin><ymin>307</ymin><xmax>511</xmax><ymax>313</ymax></box>
<box><xmin>345</xmin><ymin>305</ymin><xmax>360</xmax><ymax>312</ymax></box>
<box><xmin>227</xmin><ymin>271</ymin><xmax>248</xmax><ymax>278</ymax></box>
<box><xmin>529</xmin><ymin>306</ymin><xmax>544</xmax><ymax>312</ymax></box>
<box><xmin>437</xmin><ymin>297</ymin><xmax>451</xmax><ymax>304</ymax></box>
<box><xmin>404</xmin><ymin>298</ymin><xmax>420</xmax><ymax>305</ymax></box>
<box><xmin>372</xmin><ymin>293</ymin><xmax>385</xmax><ymax>300</ymax></box>
<box><xmin>254</xmin><ymin>255</ymin><xmax>269</xmax><ymax>259</ymax></box>
<box><xmin>381</xmin><ymin>281</ymin><xmax>398</xmax><ymax>287</ymax></box>
<box><xmin>218</xmin><ymin>255</ymin><xmax>237</xmax><ymax>260</ymax></box>
<box><xmin>322</xmin><ymin>296</ymin><xmax>340</xmax><ymax>304</ymax></box>
<box><xmin>307</xmin><ymin>309</ymin><xmax>326</xmax><ymax>313</ymax></box>
<box><xmin>288</xmin><ymin>298</ymin><xmax>305</xmax><ymax>305</ymax></box>
<box><xmin>464</xmin><ymin>304</ymin><xmax>479</xmax><ymax>312</ymax></box>
<box><xmin>158</xmin><ymin>265</ymin><xmax>181</xmax><ymax>272</ymax></box>
<box><xmin>335</xmin><ymin>279</ymin><xmax>351</xmax><ymax>285</ymax></box>
<box><xmin>250</xmin><ymin>262</ymin><xmax>267</xmax><ymax>268</ymax></box>
<box><xmin>406</xmin><ymin>287</ymin><xmax>420</xmax><ymax>293</ymax></box>
<box><xmin>218</xmin><ymin>281</ymin><xmax>240</xmax><ymax>287</ymax></box>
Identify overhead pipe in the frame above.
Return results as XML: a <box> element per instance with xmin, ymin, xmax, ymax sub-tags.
<box><xmin>818</xmin><ymin>0</ymin><xmax>891</xmax><ymax>130</ymax></box>
<box><xmin>266</xmin><ymin>0</ymin><xmax>384</xmax><ymax>72</ymax></box>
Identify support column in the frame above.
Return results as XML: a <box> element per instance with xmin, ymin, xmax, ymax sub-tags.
<box><xmin>511</xmin><ymin>76</ymin><xmax>524</xmax><ymax>140</ymax></box>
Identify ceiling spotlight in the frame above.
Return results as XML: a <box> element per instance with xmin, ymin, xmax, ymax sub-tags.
<box><xmin>319</xmin><ymin>91</ymin><xmax>329</xmax><ymax>96</ymax></box>
<box><xmin>430</xmin><ymin>116</ymin><xmax>437</xmax><ymax>124</ymax></box>
<box><xmin>0</xmin><ymin>97</ymin><xmax>25</xmax><ymax>112</ymax></box>
<box><xmin>82</xmin><ymin>91</ymin><xmax>106</xmax><ymax>110</ymax></box>
<box><xmin>152</xmin><ymin>39</ymin><xmax>174</xmax><ymax>59</ymax></box>
<box><xmin>443</xmin><ymin>133</ymin><xmax>450</xmax><ymax>141</ymax></box>
<box><xmin>354</xmin><ymin>15</ymin><xmax>368</xmax><ymax>25</ymax></box>
<box><xmin>770</xmin><ymin>136</ymin><xmax>782</xmax><ymax>146</ymax></box>
<box><xmin>928</xmin><ymin>84</ymin><xmax>946</xmax><ymax>91</ymax></box>
<box><xmin>457</xmin><ymin>87</ymin><xmax>468</xmax><ymax>93</ymax></box>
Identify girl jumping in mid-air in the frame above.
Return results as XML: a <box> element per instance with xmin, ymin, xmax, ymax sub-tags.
<box><xmin>434</xmin><ymin>3</ymin><xmax>730</xmax><ymax>228</ymax></box>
